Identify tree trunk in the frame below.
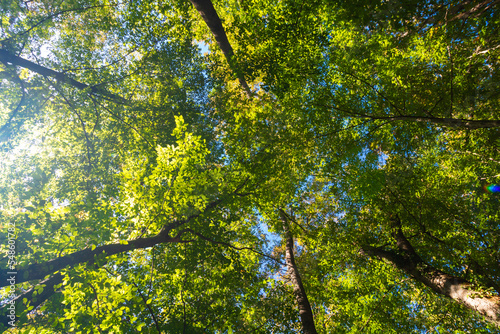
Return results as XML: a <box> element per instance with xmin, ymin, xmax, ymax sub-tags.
<box><xmin>280</xmin><ymin>209</ymin><xmax>318</xmax><ymax>334</ymax></box>
<box><xmin>0</xmin><ymin>223</ymin><xmax>182</xmax><ymax>288</ymax></box>
<box><xmin>0</xmin><ymin>49</ymin><xmax>127</xmax><ymax>104</ymax></box>
<box><xmin>188</xmin><ymin>0</ymin><xmax>252</xmax><ymax>97</ymax></box>
<box><xmin>0</xmin><ymin>198</ymin><xmax>228</xmax><ymax>330</ymax></box>
<box><xmin>361</xmin><ymin>217</ymin><xmax>500</xmax><ymax>326</ymax></box>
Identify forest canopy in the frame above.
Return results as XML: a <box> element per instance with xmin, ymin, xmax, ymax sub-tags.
<box><xmin>0</xmin><ymin>0</ymin><xmax>499</xmax><ymax>333</ymax></box>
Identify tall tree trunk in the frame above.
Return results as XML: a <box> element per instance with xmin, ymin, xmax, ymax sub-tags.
<box><xmin>361</xmin><ymin>217</ymin><xmax>500</xmax><ymax>326</ymax></box>
<box><xmin>188</xmin><ymin>0</ymin><xmax>252</xmax><ymax>98</ymax></box>
<box><xmin>0</xmin><ymin>198</ymin><xmax>222</xmax><ymax>288</ymax></box>
<box><xmin>280</xmin><ymin>209</ymin><xmax>318</xmax><ymax>334</ymax></box>
<box><xmin>0</xmin><ymin>49</ymin><xmax>127</xmax><ymax>104</ymax></box>
<box><xmin>0</xmin><ymin>223</ymin><xmax>182</xmax><ymax>288</ymax></box>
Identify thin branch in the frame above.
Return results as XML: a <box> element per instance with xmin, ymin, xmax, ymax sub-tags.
<box><xmin>182</xmin><ymin>245</ymin><xmax>187</xmax><ymax>334</ymax></box>
<box><xmin>86</xmin><ymin>280</ymin><xmax>103</xmax><ymax>332</ymax></box>
<box><xmin>0</xmin><ymin>66</ymin><xmax>27</xmax><ymax>135</ymax></box>
<box><xmin>178</xmin><ymin>228</ymin><xmax>284</xmax><ymax>265</ymax></box>
<box><xmin>456</xmin><ymin>150</ymin><xmax>500</xmax><ymax>164</ymax></box>
<box><xmin>91</xmin><ymin>96</ymin><xmax>155</xmax><ymax>150</ymax></box>
<box><xmin>359</xmin><ymin>283</ymin><xmax>398</xmax><ymax>333</ymax></box>
<box><xmin>102</xmin><ymin>266</ymin><xmax>162</xmax><ymax>333</ymax></box>
<box><xmin>469</xmin><ymin>44</ymin><xmax>500</xmax><ymax>58</ymax></box>
<box><xmin>147</xmin><ymin>246</ymin><xmax>156</xmax><ymax>297</ymax></box>
<box><xmin>1</xmin><ymin>5</ymin><xmax>114</xmax><ymax>43</ymax></box>
<box><xmin>315</xmin><ymin>97</ymin><xmax>500</xmax><ymax>129</ymax></box>
<box><xmin>315</xmin><ymin>119</ymin><xmax>373</xmax><ymax>139</ymax></box>
<box><xmin>447</xmin><ymin>0</ymin><xmax>500</xmax><ymax>22</ymax></box>
<box><xmin>49</xmin><ymin>79</ymin><xmax>94</xmax><ymax>172</ymax></box>
<box><xmin>279</xmin><ymin>209</ymin><xmax>307</xmax><ymax>233</ymax></box>
<box><xmin>134</xmin><ymin>282</ymin><xmax>162</xmax><ymax>333</ymax></box>
<box><xmin>342</xmin><ymin>70</ymin><xmax>404</xmax><ymax>114</ymax></box>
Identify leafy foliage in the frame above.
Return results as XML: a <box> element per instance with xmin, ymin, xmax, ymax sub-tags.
<box><xmin>0</xmin><ymin>0</ymin><xmax>499</xmax><ymax>332</ymax></box>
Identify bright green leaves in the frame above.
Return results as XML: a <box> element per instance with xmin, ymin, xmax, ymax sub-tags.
<box><xmin>56</xmin><ymin>267</ymin><xmax>136</xmax><ymax>333</ymax></box>
<box><xmin>119</xmin><ymin>115</ymin><xmax>221</xmax><ymax>235</ymax></box>
<box><xmin>1</xmin><ymin>0</ymin><xmax>500</xmax><ymax>332</ymax></box>
<box><xmin>153</xmin><ymin>116</ymin><xmax>215</xmax><ymax>213</ymax></box>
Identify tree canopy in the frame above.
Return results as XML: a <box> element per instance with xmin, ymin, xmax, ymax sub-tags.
<box><xmin>0</xmin><ymin>0</ymin><xmax>499</xmax><ymax>332</ymax></box>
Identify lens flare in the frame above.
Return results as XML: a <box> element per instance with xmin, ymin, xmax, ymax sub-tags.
<box><xmin>483</xmin><ymin>184</ymin><xmax>500</xmax><ymax>193</ymax></box>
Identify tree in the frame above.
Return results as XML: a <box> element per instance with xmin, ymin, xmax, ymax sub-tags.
<box><xmin>209</xmin><ymin>0</ymin><xmax>500</xmax><ymax>329</ymax></box>
<box><xmin>361</xmin><ymin>218</ymin><xmax>500</xmax><ymax>326</ymax></box>
<box><xmin>1</xmin><ymin>0</ymin><xmax>499</xmax><ymax>332</ymax></box>
<box><xmin>188</xmin><ymin>0</ymin><xmax>252</xmax><ymax>97</ymax></box>
<box><xmin>280</xmin><ymin>209</ymin><xmax>318</xmax><ymax>334</ymax></box>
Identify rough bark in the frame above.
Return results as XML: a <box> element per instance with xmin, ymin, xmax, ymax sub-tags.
<box><xmin>188</xmin><ymin>0</ymin><xmax>252</xmax><ymax>97</ymax></box>
<box><xmin>361</xmin><ymin>217</ymin><xmax>500</xmax><ymax>326</ymax></box>
<box><xmin>0</xmin><ymin>198</ymin><xmax>223</xmax><ymax>288</ymax></box>
<box><xmin>0</xmin><ymin>197</ymin><xmax>230</xmax><ymax>331</ymax></box>
<box><xmin>0</xmin><ymin>224</ymin><xmax>182</xmax><ymax>288</ymax></box>
<box><xmin>280</xmin><ymin>209</ymin><xmax>318</xmax><ymax>334</ymax></box>
<box><xmin>0</xmin><ymin>49</ymin><xmax>127</xmax><ymax>103</ymax></box>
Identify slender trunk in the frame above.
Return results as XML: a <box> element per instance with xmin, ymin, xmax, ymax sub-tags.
<box><xmin>361</xmin><ymin>218</ymin><xmax>500</xmax><ymax>326</ymax></box>
<box><xmin>280</xmin><ymin>209</ymin><xmax>318</xmax><ymax>334</ymax></box>
<box><xmin>188</xmin><ymin>0</ymin><xmax>252</xmax><ymax>97</ymax></box>
<box><xmin>0</xmin><ymin>49</ymin><xmax>127</xmax><ymax>103</ymax></box>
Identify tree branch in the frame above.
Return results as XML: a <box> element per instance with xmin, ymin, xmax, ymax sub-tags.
<box><xmin>2</xmin><ymin>5</ymin><xmax>113</xmax><ymax>42</ymax></box>
<box><xmin>361</xmin><ymin>218</ymin><xmax>500</xmax><ymax>326</ymax></box>
<box><xmin>0</xmin><ymin>273</ymin><xmax>63</xmax><ymax>330</ymax></box>
<box><xmin>0</xmin><ymin>197</ymin><xmax>224</xmax><ymax>288</ymax></box>
<box><xmin>177</xmin><ymin>228</ymin><xmax>283</xmax><ymax>265</ymax></box>
<box><xmin>326</xmin><ymin>103</ymin><xmax>500</xmax><ymax>129</ymax></box>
